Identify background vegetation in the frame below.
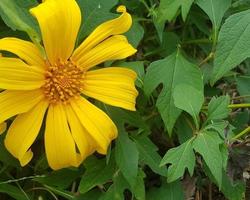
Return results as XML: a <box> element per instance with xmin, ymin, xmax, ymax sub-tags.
<box><xmin>0</xmin><ymin>0</ymin><xmax>249</xmax><ymax>199</ymax></box>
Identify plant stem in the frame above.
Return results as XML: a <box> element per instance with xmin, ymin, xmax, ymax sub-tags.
<box><xmin>228</xmin><ymin>103</ymin><xmax>250</xmax><ymax>109</ymax></box>
<box><xmin>199</xmin><ymin>52</ymin><xmax>214</xmax><ymax>66</ymax></box>
<box><xmin>202</xmin><ymin>103</ymin><xmax>250</xmax><ymax>110</ymax></box>
<box><xmin>231</xmin><ymin>126</ymin><xmax>250</xmax><ymax>140</ymax></box>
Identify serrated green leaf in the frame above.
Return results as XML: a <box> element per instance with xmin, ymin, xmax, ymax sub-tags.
<box><xmin>76</xmin><ymin>0</ymin><xmax>118</xmax><ymax>43</ymax></box>
<box><xmin>144</xmin><ymin>51</ymin><xmax>203</xmax><ymax>133</ymax></box>
<box><xmin>146</xmin><ymin>180</ymin><xmax>184</xmax><ymax>200</ymax></box>
<box><xmin>173</xmin><ymin>84</ymin><xmax>204</xmax><ymax>128</ymax></box>
<box><xmin>196</xmin><ymin>0</ymin><xmax>231</xmax><ymax>32</ymax></box>
<box><xmin>212</xmin><ymin>10</ymin><xmax>250</xmax><ymax>84</ymax></box>
<box><xmin>0</xmin><ymin>0</ymin><xmax>40</xmax><ymax>43</ymax></box>
<box><xmin>160</xmin><ymin>138</ymin><xmax>195</xmax><ymax>182</ymax></box>
<box><xmin>79</xmin><ymin>156</ymin><xmax>116</xmax><ymax>193</ymax></box>
<box><xmin>193</xmin><ymin>131</ymin><xmax>223</xmax><ymax>187</ymax></box>
<box><xmin>207</xmin><ymin>95</ymin><xmax>230</xmax><ymax>122</ymax></box>
<box><xmin>134</xmin><ymin>135</ymin><xmax>168</xmax><ymax>176</ymax></box>
<box><xmin>115</xmin><ymin>131</ymin><xmax>139</xmax><ymax>188</ymax></box>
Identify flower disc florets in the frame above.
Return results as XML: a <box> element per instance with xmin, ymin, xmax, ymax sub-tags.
<box><xmin>43</xmin><ymin>59</ymin><xmax>83</xmax><ymax>104</ymax></box>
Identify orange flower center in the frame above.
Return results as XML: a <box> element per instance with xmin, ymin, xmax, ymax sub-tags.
<box><xmin>43</xmin><ymin>60</ymin><xmax>84</xmax><ymax>104</ymax></box>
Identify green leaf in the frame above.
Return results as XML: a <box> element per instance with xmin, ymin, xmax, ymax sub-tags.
<box><xmin>134</xmin><ymin>135</ymin><xmax>168</xmax><ymax>176</ymax></box>
<box><xmin>160</xmin><ymin>138</ymin><xmax>195</xmax><ymax>182</ymax></box>
<box><xmin>76</xmin><ymin>0</ymin><xmax>118</xmax><ymax>42</ymax></box>
<box><xmin>146</xmin><ymin>180</ymin><xmax>184</xmax><ymax>200</ymax></box>
<box><xmin>115</xmin><ymin>130</ymin><xmax>139</xmax><ymax>188</ymax></box>
<box><xmin>211</xmin><ymin>10</ymin><xmax>250</xmax><ymax>84</ymax></box>
<box><xmin>34</xmin><ymin>169</ymin><xmax>80</xmax><ymax>189</ymax></box>
<box><xmin>236</xmin><ymin>75</ymin><xmax>250</xmax><ymax>102</ymax></box>
<box><xmin>196</xmin><ymin>0</ymin><xmax>231</xmax><ymax>32</ymax></box>
<box><xmin>157</xmin><ymin>0</ymin><xmax>194</xmax><ymax>22</ymax></box>
<box><xmin>0</xmin><ymin>137</ymin><xmax>19</xmax><ymax>167</ymax></box>
<box><xmin>220</xmin><ymin>172</ymin><xmax>245</xmax><ymax>200</ymax></box>
<box><xmin>0</xmin><ymin>0</ymin><xmax>40</xmax><ymax>43</ymax></box>
<box><xmin>99</xmin><ymin>172</ymin><xmax>128</xmax><ymax>200</ymax></box>
<box><xmin>44</xmin><ymin>185</ymin><xmax>74</xmax><ymax>200</ymax></box>
<box><xmin>133</xmin><ymin>169</ymin><xmax>146</xmax><ymax>200</ymax></box>
<box><xmin>144</xmin><ymin>51</ymin><xmax>203</xmax><ymax>133</ymax></box>
<box><xmin>0</xmin><ymin>184</ymin><xmax>30</xmax><ymax>200</ymax></box>
<box><xmin>125</xmin><ymin>20</ymin><xmax>144</xmax><ymax>48</ymax></box>
<box><xmin>207</xmin><ymin>95</ymin><xmax>230</xmax><ymax>121</ymax></box>
<box><xmin>173</xmin><ymin>84</ymin><xmax>204</xmax><ymax>128</ymax></box>
<box><xmin>79</xmin><ymin>156</ymin><xmax>116</xmax><ymax>193</ymax></box>
<box><xmin>193</xmin><ymin>131</ymin><xmax>223</xmax><ymax>187</ymax></box>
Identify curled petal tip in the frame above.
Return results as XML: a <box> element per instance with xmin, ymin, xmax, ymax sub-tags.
<box><xmin>117</xmin><ymin>5</ymin><xmax>126</xmax><ymax>13</ymax></box>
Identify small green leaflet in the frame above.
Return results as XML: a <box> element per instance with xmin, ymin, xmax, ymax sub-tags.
<box><xmin>207</xmin><ymin>95</ymin><xmax>230</xmax><ymax>122</ymax></box>
<box><xmin>153</xmin><ymin>0</ymin><xmax>193</xmax><ymax>41</ymax></box>
<box><xmin>211</xmin><ymin>10</ymin><xmax>250</xmax><ymax>84</ymax></box>
<box><xmin>157</xmin><ymin>0</ymin><xmax>194</xmax><ymax>22</ymax></box>
<box><xmin>0</xmin><ymin>0</ymin><xmax>40</xmax><ymax>43</ymax></box>
<box><xmin>193</xmin><ymin>130</ymin><xmax>223</xmax><ymax>187</ymax></box>
<box><xmin>144</xmin><ymin>50</ymin><xmax>203</xmax><ymax>134</ymax></box>
<box><xmin>196</xmin><ymin>0</ymin><xmax>231</xmax><ymax>33</ymax></box>
<box><xmin>173</xmin><ymin>84</ymin><xmax>204</xmax><ymax>128</ymax></box>
<box><xmin>160</xmin><ymin>138</ymin><xmax>195</xmax><ymax>183</ymax></box>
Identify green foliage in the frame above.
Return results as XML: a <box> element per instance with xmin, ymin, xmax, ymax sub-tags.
<box><xmin>212</xmin><ymin>9</ymin><xmax>250</xmax><ymax>84</ymax></box>
<box><xmin>115</xmin><ymin>130</ymin><xmax>139</xmax><ymax>188</ymax></box>
<box><xmin>144</xmin><ymin>50</ymin><xmax>203</xmax><ymax>133</ymax></box>
<box><xmin>160</xmin><ymin>138</ymin><xmax>195</xmax><ymax>182</ymax></box>
<box><xmin>0</xmin><ymin>0</ymin><xmax>40</xmax><ymax>43</ymax></box>
<box><xmin>0</xmin><ymin>0</ymin><xmax>250</xmax><ymax>199</ymax></box>
<box><xmin>193</xmin><ymin>131</ymin><xmax>224</xmax><ymax>187</ymax></box>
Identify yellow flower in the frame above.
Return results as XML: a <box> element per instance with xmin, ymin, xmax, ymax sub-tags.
<box><xmin>0</xmin><ymin>0</ymin><xmax>138</xmax><ymax>170</ymax></box>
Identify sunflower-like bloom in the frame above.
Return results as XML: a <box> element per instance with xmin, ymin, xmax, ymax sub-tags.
<box><xmin>0</xmin><ymin>0</ymin><xmax>138</xmax><ymax>170</ymax></box>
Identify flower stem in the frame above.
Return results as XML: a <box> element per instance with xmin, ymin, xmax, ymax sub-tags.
<box><xmin>231</xmin><ymin>126</ymin><xmax>250</xmax><ymax>140</ymax></box>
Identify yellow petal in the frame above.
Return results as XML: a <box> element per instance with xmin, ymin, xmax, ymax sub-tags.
<box><xmin>45</xmin><ymin>104</ymin><xmax>79</xmax><ymax>170</ymax></box>
<box><xmin>0</xmin><ymin>122</ymin><xmax>7</xmax><ymax>135</ymax></box>
<box><xmin>0</xmin><ymin>37</ymin><xmax>45</xmax><ymax>67</ymax></box>
<box><xmin>0</xmin><ymin>90</ymin><xmax>44</xmax><ymax>123</ymax></box>
<box><xmin>73</xmin><ymin>35</ymin><xmax>136</xmax><ymax>70</ymax></box>
<box><xmin>72</xmin><ymin>5</ymin><xmax>132</xmax><ymax>60</ymax></box>
<box><xmin>0</xmin><ymin>58</ymin><xmax>45</xmax><ymax>90</ymax></box>
<box><xmin>4</xmin><ymin>100</ymin><xmax>48</xmax><ymax>166</ymax></box>
<box><xmin>30</xmin><ymin>0</ymin><xmax>81</xmax><ymax>64</ymax></box>
<box><xmin>70</xmin><ymin>97</ymin><xmax>117</xmax><ymax>154</ymax></box>
<box><xmin>83</xmin><ymin>67</ymin><xmax>138</xmax><ymax>111</ymax></box>
<box><xmin>65</xmin><ymin>104</ymin><xmax>96</xmax><ymax>161</ymax></box>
